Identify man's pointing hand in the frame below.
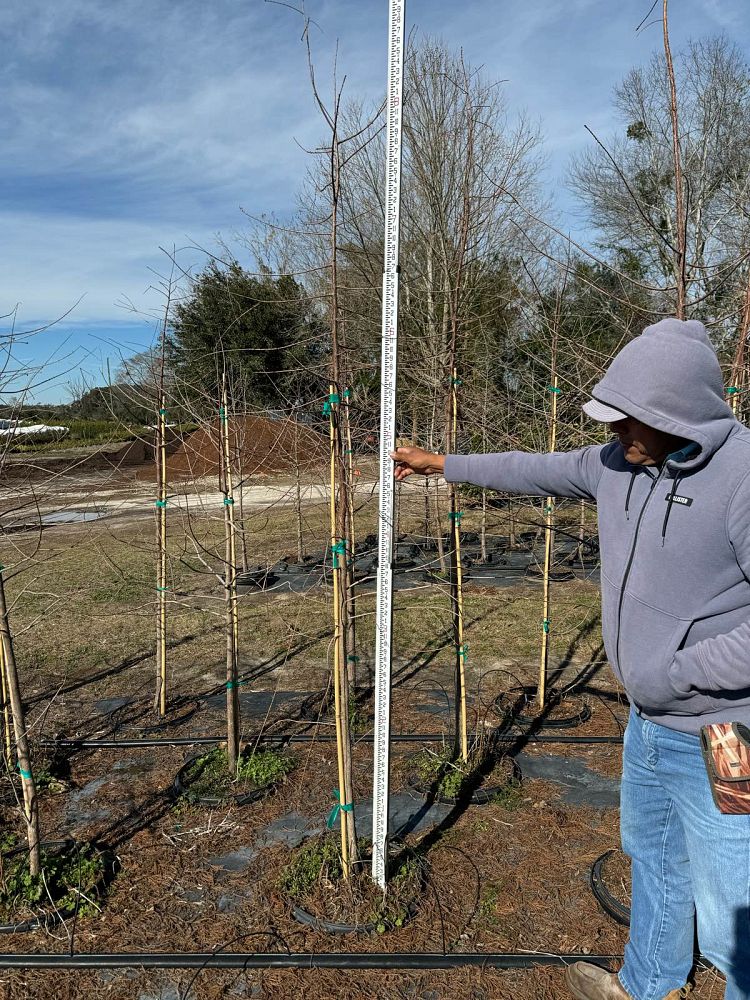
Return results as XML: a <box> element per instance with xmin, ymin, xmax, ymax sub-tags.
<box><xmin>389</xmin><ymin>446</ymin><xmax>446</xmax><ymax>481</ymax></box>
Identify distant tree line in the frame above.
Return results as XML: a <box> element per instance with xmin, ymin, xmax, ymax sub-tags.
<box><xmin>109</xmin><ymin>33</ymin><xmax>750</xmax><ymax>442</ymax></box>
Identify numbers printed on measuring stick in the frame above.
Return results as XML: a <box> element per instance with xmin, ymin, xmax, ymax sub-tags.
<box><xmin>371</xmin><ymin>0</ymin><xmax>405</xmax><ymax>891</ymax></box>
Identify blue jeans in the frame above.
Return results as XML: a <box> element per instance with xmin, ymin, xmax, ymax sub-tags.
<box><xmin>618</xmin><ymin>708</ymin><xmax>750</xmax><ymax>1000</ymax></box>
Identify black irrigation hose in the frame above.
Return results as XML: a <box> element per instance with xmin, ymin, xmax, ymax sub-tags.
<box><xmin>42</xmin><ymin>734</ymin><xmax>623</xmax><ymax>750</ymax></box>
<box><xmin>496</xmin><ymin>686</ymin><xmax>592</xmax><ymax>730</ymax></box>
<box><xmin>0</xmin><ymin>951</ymin><xmax>621</xmax><ymax>970</ymax></box>
<box><xmin>590</xmin><ymin>850</ymin><xmax>631</xmax><ymax>927</ymax></box>
<box><xmin>289</xmin><ymin>845</ymin><xmax>427</xmax><ymax>935</ymax></box>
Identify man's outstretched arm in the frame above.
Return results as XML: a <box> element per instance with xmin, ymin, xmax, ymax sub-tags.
<box><xmin>391</xmin><ymin>445</ymin><xmax>606</xmax><ymax>501</ymax></box>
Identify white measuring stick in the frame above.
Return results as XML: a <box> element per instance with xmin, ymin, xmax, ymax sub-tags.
<box><xmin>371</xmin><ymin>0</ymin><xmax>406</xmax><ymax>890</ymax></box>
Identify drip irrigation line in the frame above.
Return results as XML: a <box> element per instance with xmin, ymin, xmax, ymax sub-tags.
<box><xmin>0</xmin><ymin>951</ymin><xmax>621</xmax><ymax>970</ymax></box>
<box><xmin>41</xmin><ymin>733</ymin><xmax>624</xmax><ymax>750</ymax></box>
<box><xmin>494</xmin><ymin>686</ymin><xmax>592</xmax><ymax>730</ymax></box>
<box><xmin>590</xmin><ymin>850</ymin><xmax>631</xmax><ymax>927</ymax></box>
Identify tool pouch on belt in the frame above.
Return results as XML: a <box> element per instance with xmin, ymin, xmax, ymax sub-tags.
<box><xmin>700</xmin><ymin>722</ymin><xmax>750</xmax><ymax>814</ymax></box>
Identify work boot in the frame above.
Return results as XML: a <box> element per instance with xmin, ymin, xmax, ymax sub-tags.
<box><xmin>565</xmin><ymin>962</ymin><xmax>692</xmax><ymax>1000</ymax></box>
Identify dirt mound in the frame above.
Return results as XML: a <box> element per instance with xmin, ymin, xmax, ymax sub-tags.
<box><xmin>147</xmin><ymin>415</ymin><xmax>327</xmax><ymax>481</ymax></box>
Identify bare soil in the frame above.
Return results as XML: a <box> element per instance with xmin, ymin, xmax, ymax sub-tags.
<box><xmin>143</xmin><ymin>415</ymin><xmax>327</xmax><ymax>481</ymax></box>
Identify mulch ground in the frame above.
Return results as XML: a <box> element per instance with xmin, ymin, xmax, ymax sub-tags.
<box><xmin>0</xmin><ymin>667</ymin><xmax>728</xmax><ymax>999</ymax></box>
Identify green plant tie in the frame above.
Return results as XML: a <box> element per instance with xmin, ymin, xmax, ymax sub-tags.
<box><xmin>17</xmin><ymin>765</ymin><xmax>31</xmax><ymax>780</ymax></box>
<box><xmin>329</xmin><ymin>392</ymin><xmax>340</xmax><ymax>405</ymax></box>
<box><xmin>156</xmin><ymin>586</ymin><xmax>168</xmax><ymax>593</ymax></box>
<box><xmin>542</xmin><ymin>619</ymin><xmax>551</xmax><ymax>634</ymax></box>
<box><xmin>326</xmin><ymin>789</ymin><xmax>354</xmax><ymax>829</ymax></box>
<box><xmin>347</xmin><ymin>655</ymin><xmax>359</xmax><ymax>662</ymax></box>
<box><xmin>226</xmin><ymin>679</ymin><xmax>248</xmax><ymax>690</ymax></box>
<box><xmin>223</xmin><ymin>497</ymin><xmax>234</xmax><ymax>506</ymax></box>
<box><xmin>448</xmin><ymin>511</ymin><xmax>463</xmax><ymax>523</ymax></box>
<box><xmin>155</xmin><ymin>499</ymin><xmax>167</xmax><ymax>508</ymax></box>
<box><xmin>451</xmin><ymin>377</ymin><xmax>463</xmax><ymax>386</ymax></box>
<box><xmin>458</xmin><ymin>644</ymin><xmax>469</xmax><ymax>659</ymax></box>
<box><xmin>544</xmin><ymin>504</ymin><xmax>554</xmax><ymax>513</ymax></box>
<box><xmin>547</xmin><ymin>386</ymin><xmax>562</xmax><ymax>393</ymax></box>
<box><xmin>219</xmin><ymin>407</ymin><xmax>227</xmax><ymax>422</ymax></box>
<box><xmin>331</xmin><ymin>540</ymin><xmax>347</xmax><ymax>568</ymax></box>
<box><xmin>159</xmin><ymin>408</ymin><xmax>168</xmax><ymax>415</ymax></box>
<box><xmin>344</xmin><ymin>449</ymin><xmax>353</xmax><ymax>455</ymax></box>
<box><xmin>342</xmin><ymin>388</ymin><xmax>351</xmax><ymax>399</ymax></box>
<box><xmin>727</xmin><ymin>386</ymin><xmax>739</xmax><ymax>395</ymax></box>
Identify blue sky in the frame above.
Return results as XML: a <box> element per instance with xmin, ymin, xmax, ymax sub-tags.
<box><xmin>3</xmin><ymin>0</ymin><xmax>749</xmax><ymax>402</ymax></box>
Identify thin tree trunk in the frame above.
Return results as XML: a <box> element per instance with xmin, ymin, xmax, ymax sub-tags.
<box><xmin>154</xmin><ymin>289</ymin><xmax>170</xmax><ymax>717</ymax></box>
<box><xmin>294</xmin><ymin>457</ymin><xmax>304</xmax><ymax>564</ymax></box>
<box><xmin>237</xmin><ymin>481</ymin><xmax>249</xmax><ymax>575</ymax></box>
<box><xmin>508</xmin><ymin>501</ymin><xmax>517</xmax><ymax>549</ymax></box>
<box><xmin>0</xmin><ymin>637</ymin><xmax>13</xmax><ymax>765</ymax></box>
<box><xmin>538</xmin><ymin>336</ymin><xmax>560</xmax><ymax>710</ymax></box>
<box><xmin>728</xmin><ymin>271</ymin><xmax>750</xmax><ymax>419</ymax></box>
<box><xmin>663</xmin><ymin>0</ymin><xmax>687</xmax><ymax>318</ymax></box>
<box><xmin>0</xmin><ymin>571</ymin><xmax>41</xmax><ymax>876</ymax></box>
<box><xmin>433</xmin><ymin>482</ymin><xmax>446</xmax><ymax>572</ymax></box>
<box><xmin>220</xmin><ymin>384</ymin><xmax>240</xmax><ymax>772</ymax></box>
<box><xmin>154</xmin><ymin>390</ymin><xmax>168</xmax><ymax>716</ymax></box>
<box><xmin>480</xmin><ymin>490</ymin><xmax>488</xmax><ymax>563</ymax></box>
<box><xmin>342</xmin><ymin>387</ymin><xmax>358</xmax><ymax>689</ymax></box>
<box><xmin>327</xmin><ymin>114</ymin><xmax>358</xmax><ymax>866</ymax></box>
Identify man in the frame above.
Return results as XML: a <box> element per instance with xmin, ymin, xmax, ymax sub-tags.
<box><xmin>391</xmin><ymin>319</ymin><xmax>750</xmax><ymax>1000</ymax></box>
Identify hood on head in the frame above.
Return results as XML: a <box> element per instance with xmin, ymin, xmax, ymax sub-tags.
<box><xmin>589</xmin><ymin>318</ymin><xmax>736</xmax><ymax>469</ymax></box>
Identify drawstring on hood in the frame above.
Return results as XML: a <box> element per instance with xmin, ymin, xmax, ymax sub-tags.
<box><xmin>661</xmin><ymin>441</ymin><xmax>701</xmax><ymax>543</ymax></box>
<box><xmin>662</xmin><ymin>473</ymin><xmax>681</xmax><ymax>544</ymax></box>
<box><xmin>624</xmin><ymin>470</ymin><xmax>636</xmax><ymax>520</ymax></box>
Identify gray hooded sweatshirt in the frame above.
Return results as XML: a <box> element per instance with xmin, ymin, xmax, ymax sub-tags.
<box><xmin>444</xmin><ymin>318</ymin><xmax>750</xmax><ymax>734</ymax></box>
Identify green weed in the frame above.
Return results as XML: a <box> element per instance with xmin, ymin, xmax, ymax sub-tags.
<box><xmin>478</xmin><ymin>883</ymin><xmax>502</xmax><ymax>925</ymax></box>
<box><xmin>0</xmin><ymin>843</ymin><xmax>106</xmax><ymax>919</ymax></box>
<box><xmin>490</xmin><ymin>777</ymin><xmax>524</xmax><ymax>810</ymax></box>
<box><xmin>278</xmin><ymin>837</ymin><xmax>344</xmax><ymax>900</ymax></box>
<box><xmin>182</xmin><ymin>746</ymin><xmax>295</xmax><ymax>801</ymax></box>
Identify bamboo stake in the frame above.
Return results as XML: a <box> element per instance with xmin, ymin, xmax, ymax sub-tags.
<box><xmin>326</xmin><ymin>385</ymin><xmax>350</xmax><ymax>879</ymax></box>
<box><xmin>0</xmin><ymin>569</ymin><xmax>41</xmax><ymax>876</ymax></box>
<box><xmin>538</xmin><ymin>372</ymin><xmax>560</xmax><ymax>711</ymax></box>
<box><xmin>220</xmin><ymin>382</ymin><xmax>240</xmax><ymax>772</ymax></box>
<box><xmin>0</xmin><ymin>638</ymin><xmax>12</xmax><ymax>766</ymax></box>
<box><xmin>449</xmin><ymin>369</ymin><xmax>468</xmax><ymax>763</ymax></box>
<box><xmin>154</xmin><ymin>390</ymin><xmax>168</xmax><ymax>717</ymax></box>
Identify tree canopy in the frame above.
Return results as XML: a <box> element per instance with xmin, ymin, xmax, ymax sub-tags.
<box><xmin>167</xmin><ymin>261</ymin><xmax>324</xmax><ymax>411</ymax></box>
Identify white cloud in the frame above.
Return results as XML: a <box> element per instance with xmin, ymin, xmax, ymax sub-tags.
<box><xmin>2</xmin><ymin>0</ymin><xmax>749</xmax><ymax>401</ymax></box>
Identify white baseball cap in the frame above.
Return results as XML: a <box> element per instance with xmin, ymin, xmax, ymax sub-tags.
<box><xmin>582</xmin><ymin>398</ymin><xmax>628</xmax><ymax>423</ymax></box>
